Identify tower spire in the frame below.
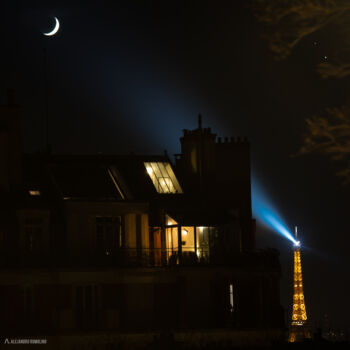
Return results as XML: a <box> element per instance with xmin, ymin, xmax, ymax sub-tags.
<box><xmin>289</xmin><ymin>231</ymin><xmax>311</xmax><ymax>342</ymax></box>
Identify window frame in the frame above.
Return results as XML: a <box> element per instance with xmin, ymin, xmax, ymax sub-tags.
<box><xmin>144</xmin><ymin>162</ymin><xmax>183</xmax><ymax>194</ymax></box>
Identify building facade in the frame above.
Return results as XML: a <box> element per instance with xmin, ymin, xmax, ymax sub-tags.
<box><xmin>0</xmin><ymin>95</ymin><xmax>285</xmax><ymax>348</ymax></box>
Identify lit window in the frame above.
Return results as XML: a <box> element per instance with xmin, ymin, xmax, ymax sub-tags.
<box><xmin>181</xmin><ymin>227</ymin><xmax>194</xmax><ymax>249</ymax></box>
<box><xmin>166</xmin><ymin>215</ymin><xmax>178</xmax><ymax>226</ymax></box>
<box><xmin>29</xmin><ymin>190</ymin><xmax>41</xmax><ymax>196</ymax></box>
<box><xmin>229</xmin><ymin>283</ymin><xmax>234</xmax><ymax>312</ymax></box>
<box><xmin>144</xmin><ymin>162</ymin><xmax>183</xmax><ymax>194</ymax></box>
<box><xmin>196</xmin><ymin>226</ymin><xmax>212</xmax><ymax>262</ymax></box>
<box><xmin>166</xmin><ymin>226</ymin><xmax>179</xmax><ymax>264</ymax></box>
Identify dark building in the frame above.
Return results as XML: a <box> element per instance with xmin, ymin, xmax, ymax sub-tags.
<box><xmin>0</xmin><ymin>93</ymin><xmax>285</xmax><ymax>348</ymax></box>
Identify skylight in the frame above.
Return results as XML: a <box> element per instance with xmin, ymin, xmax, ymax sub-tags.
<box><xmin>144</xmin><ymin>162</ymin><xmax>183</xmax><ymax>194</ymax></box>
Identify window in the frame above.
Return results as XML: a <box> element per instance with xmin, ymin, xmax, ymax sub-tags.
<box><xmin>166</xmin><ymin>215</ymin><xmax>178</xmax><ymax>226</ymax></box>
<box><xmin>166</xmin><ymin>226</ymin><xmax>179</xmax><ymax>263</ymax></box>
<box><xmin>76</xmin><ymin>285</ymin><xmax>97</xmax><ymax>328</ymax></box>
<box><xmin>28</xmin><ymin>190</ymin><xmax>40</xmax><ymax>196</ymax></box>
<box><xmin>96</xmin><ymin>217</ymin><xmax>122</xmax><ymax>255</ymax></box>
<box><xmin>144</xmin><ymin>162</ymin><xmax>183</xmax><ymax>194</ymax></box>
<box><xmin>196</xmin><ymin>226</ymin><xmax>213</xmax><ymax>261</ymax></box>
<box><xmin>181</xmin><ymin>226</ymin><xmax>195</xmax><ymax>252</ymax></box>
<box><xmin>229</xmin><ymin>283</ymin><xmax>234</xmax><ymax>312</ymax></box>
<box><xmin>164</xmin><ymin>221</ymin><xmax>216</xmax><ymax>264</ymax></box>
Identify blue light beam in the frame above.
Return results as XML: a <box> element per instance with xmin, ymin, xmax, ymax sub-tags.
<box><xmin>252</xmin><ymin>178</ymin><xmax>297</xmax><ymax>245</ymax></box>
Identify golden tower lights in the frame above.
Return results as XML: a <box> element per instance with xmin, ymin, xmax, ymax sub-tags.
<box><xmin>289</xmin><ymin>226</ymin><xmax>311</xmax><ymax>342</ymax></box>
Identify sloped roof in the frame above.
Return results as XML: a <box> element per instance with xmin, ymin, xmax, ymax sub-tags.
<box><xmin>49</xmin><ymin>164</ymin><xmax>123</xmax><ymax>200</ymax></box>
<box><xmin>22</xmin><ymin>153</ymin><xmax>181</xmax><ymax>202</ymax></box>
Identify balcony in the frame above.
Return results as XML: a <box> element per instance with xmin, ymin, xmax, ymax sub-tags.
<box><xmin>0</xmin><ymin>247</ymin><xmax>280</xmax><ymax>271</ymax></box>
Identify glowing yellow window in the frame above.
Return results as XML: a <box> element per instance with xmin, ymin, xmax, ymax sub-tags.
<box><xmin>29</xmin><ymin>190</ymin><xmax>41</xmax><ymax>196</ymax></box>
<box><xmin>144</xmin><ymin>162</ymin><xmax>183</xmax><ymax>194</ymax></box>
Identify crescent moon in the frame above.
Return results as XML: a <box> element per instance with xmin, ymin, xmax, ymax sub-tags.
<box><xmin>43</xmin><ymin>17</ymin><xmax>60</xmax><ymax>36</ymax></box>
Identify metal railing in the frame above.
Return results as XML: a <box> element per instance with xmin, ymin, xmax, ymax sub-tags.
<box><xmin>0</xmin><ymin>247</ymin><xmax>281</xmax><ymax>270</ymax></box>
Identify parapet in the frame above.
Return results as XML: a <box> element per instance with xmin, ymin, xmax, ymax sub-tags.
<box><xmin>216</xmin><ymin>136</ymin><xmax>249</xmax><ymax>145</ymax></box>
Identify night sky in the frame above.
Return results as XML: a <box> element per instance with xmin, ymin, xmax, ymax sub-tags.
<box><xmin>2</xmin><ymin>1</ymin><xmax>349</xmax><ymax>334</ymax></box>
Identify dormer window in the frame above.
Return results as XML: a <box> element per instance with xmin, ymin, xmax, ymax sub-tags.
<box><xmin>28</xmin><ymin>190</ymin><xmax>41</xmax><ymax>196</ymax></box>
<box><xmin>144</xmin><ymin>162</ymin><xmax>183</xmax><ymax>194</ymax></box>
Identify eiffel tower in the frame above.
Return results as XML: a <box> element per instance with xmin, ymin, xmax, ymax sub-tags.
<box><xmin>288</xmin><ymin>227</ymin><xmax>311</xmax><ymax>342</ymax></box>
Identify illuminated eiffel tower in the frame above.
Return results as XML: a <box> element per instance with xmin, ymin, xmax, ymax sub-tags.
<box><xmin>289</xmin><ymin>227</ymin><xmax>311</xmax><ymax>342</ymax></box>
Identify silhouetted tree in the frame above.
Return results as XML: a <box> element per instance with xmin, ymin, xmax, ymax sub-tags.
<box><xmin>253</xmin><ymin>0</ymin><xmax>350</xmax><ymax>78</ymax></box>
<box><xmin>253</xmin><ymin>1</ymin><xmax>350</xmax><ymax>181</ymax></box>
<box><xmin>299</xmin><ymin>106</ymin><xmax>350</xmax><ymax>182</ymax></box>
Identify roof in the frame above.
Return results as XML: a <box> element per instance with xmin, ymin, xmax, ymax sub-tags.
<box><xmin>22</xmin><ymin>153</ymin><xmax>182</xmax><ymax>202</ymax></box>
<box><xmin>49</xmin><ymin>164</ymin><xmax>123</xmax><ymax>200</ymax></box>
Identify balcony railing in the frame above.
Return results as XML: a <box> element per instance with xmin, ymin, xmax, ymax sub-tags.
<box><xmin>0</xmin><ymin>247</ymin><xmax>281</xmax><ymax>270</ymax></box>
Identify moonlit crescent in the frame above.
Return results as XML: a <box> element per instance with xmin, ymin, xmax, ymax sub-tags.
<box><xmin>43</xmin><ymin>17</ymin><xmax>60</xmax><ymax>36</ymax></box>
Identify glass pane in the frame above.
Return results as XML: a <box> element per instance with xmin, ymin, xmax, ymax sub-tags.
<box><xmin>165</xmin><ymin>215</ymin><xmax>178</xmax><ymax>226</ymax></box>
<box><xmin>166</xmin><ymin>226</ymin><xmax>179</xmax><ymax>264</ymax></box>
<box><xmin>165</xmin><ymin>163</ymin><xmax>182</xmax><ymax>193</ymax></box>
<box><xmin>144</xmin><ymin>162</ymin><xmax>183</xmax><ymax>194</ymax></box>
<box><xmin>181</xmin><ymin>226</ymin><xmax>195</xmax><ymax>253</ymax></box>
<box><xmin>95</xmin><ymin>216</ymin><xmax>122</xmax><ymax>254</ymax></box>
<box><xmin>182</xmin><ymin>226</ymin><xmax>196</xmax><ymax>264</ymax></box>
<box><xmin>196</xmin><ymin>226</ymin><xmax>210</xmax><ymax>262</ymax></box>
